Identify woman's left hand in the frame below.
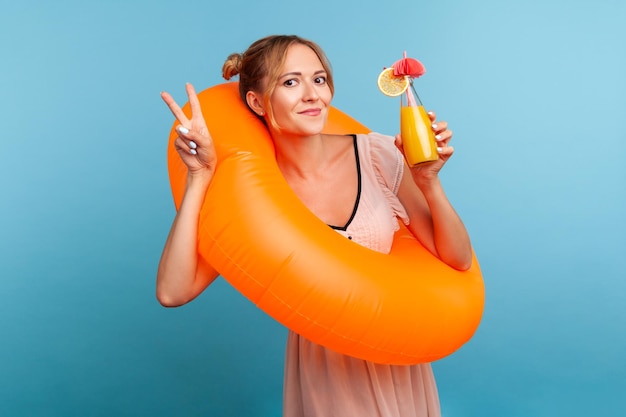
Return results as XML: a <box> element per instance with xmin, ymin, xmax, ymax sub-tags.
<box><xmin>394</xmin><ymin>110</ymin><xmax>454</xmax><ymax>185</ymax></box>
<box><xmin>395</xmin><ymin>111</ymin><xmax>472</xmax><ymax>270</ymax></box>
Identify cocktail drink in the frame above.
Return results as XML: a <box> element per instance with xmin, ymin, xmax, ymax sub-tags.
<box><xmin>400</xmin><ymin>82</ymin><xmax>438</xmax><ymax>166</ymax></box>
<box><xmin>377</xmin><ymin>52</ymin><xmax>437</xmax><ymax>167</ymax></box>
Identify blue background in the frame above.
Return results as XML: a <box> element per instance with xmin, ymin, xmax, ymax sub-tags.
<box><xmin>1</xmin><ymin>0</ymin><xmax>624</xmax><ymax>416</ymax></box>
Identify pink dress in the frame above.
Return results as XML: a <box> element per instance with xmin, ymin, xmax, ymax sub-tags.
<box><xmin>283</xmin><ymin>133</ymin><xmax>441</xmax><ymax>417</ymax></box>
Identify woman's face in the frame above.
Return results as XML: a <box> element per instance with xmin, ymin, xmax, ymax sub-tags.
<box><xmin>267</xmin><ymin>43</ymin><xmax>332</xmax><ymax>138</ymax></box>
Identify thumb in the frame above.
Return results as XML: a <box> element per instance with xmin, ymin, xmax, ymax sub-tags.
<box><xmin>177</xmin><ymin>125</ymin><xmax>211</xmax><ymax>144</ymax></box>
<box><xmin>394</xmin><ymin>134</ymin><xmax>405</xmax><ymax>153</ymax></box>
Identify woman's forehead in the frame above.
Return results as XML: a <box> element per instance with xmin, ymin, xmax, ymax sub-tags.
<box><xmin>280</xmin><ymin>44</ymin><xmax>324</xmax><ymax>73</ymax></box>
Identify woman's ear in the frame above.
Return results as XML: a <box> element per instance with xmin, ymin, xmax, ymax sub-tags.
<box><xmin>245</xmin><ymin>91</ymin><xmax>266</xmax><ymax>117</ymax></box>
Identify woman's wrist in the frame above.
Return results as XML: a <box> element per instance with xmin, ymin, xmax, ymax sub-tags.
<box><xmin>411</xmin><ymin>175</ymin><xmax>442</xmax><ymax>198</ymax></box>
<box><xmin>186</xmin><ymin>169</ymin><xmax>214</xmax><ymax>191</ymax></box>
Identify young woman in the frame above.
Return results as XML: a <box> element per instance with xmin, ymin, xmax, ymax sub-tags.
<box><xmin>158</xmin><ymin>35</ymin><xmax>472</xmax><ymax>417</ymax></box>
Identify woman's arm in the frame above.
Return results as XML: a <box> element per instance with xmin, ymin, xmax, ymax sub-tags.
<box><xmin>156</xmin><ymin>84</ymin><xmax>220</xmax><ymax>307</ymax></box>
<box><xmin>395</xmin><ymin>113</ymin><xmax>472</xmax><ymax>271</ymax></box>
<box><xmin>156</xmin><ymin>170</ymin><xmax>219</xmax><ymax>307</ymax></box>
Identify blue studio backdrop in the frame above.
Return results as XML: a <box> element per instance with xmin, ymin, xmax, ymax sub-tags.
<box><xmin>1</xmin><ymin>0</ymin><xmax>624</xmax><ymax>416</ymax></box>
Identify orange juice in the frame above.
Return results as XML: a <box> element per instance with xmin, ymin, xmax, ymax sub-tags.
<box><xmin>400</xmin><ymin>104</ymin><xmax>438</xmax><ymax>166</ymax></box>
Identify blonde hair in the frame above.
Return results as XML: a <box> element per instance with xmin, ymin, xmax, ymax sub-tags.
<box><xmin>222</xmin><ymin>35</ymin><xmax>334</xmax><ymax>127</ymax></box>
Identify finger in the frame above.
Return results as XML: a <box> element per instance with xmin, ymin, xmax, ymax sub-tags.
<box><xmin>174</xmin><ymin>136</ymin><xmax>197</xmax><ymax>156</ymax></box>
<box><xmin>176</xmin><ymin>126</ymin><xmax>197</xmax><ymax>148</ymax></box>
<box><xmin>437</xmin><ymin>145</ymin><xmax>454</xmax><ymax>157</ymax></box>
<box><xmin>431</xmin><ymin>121</ymin><xmax>448</xmax><ymax>135</ymax></box>
<box><xmin>393</xmin><ymin>134</ymin><xmax>405</xmax><ymax>153</ymax></box>
<box><xmin>434</xmin><ymin>130</ymin><xmax>452</xmax><ymax>146</ymax></box>
<box><xmin>177</xmin><ymin>125</ymin><xmax>210</xmax><ymax>145</ymax></box>
<box><xmin>176</xmin><ymin>126</ymin><xmax>213</xmax><ymax>160</ymax></box>
<box><xmin>161</xmin><ymin>91</ymin><xmax>191</xmax><ymax>126</ymax></box>
<box><xmin>186</xmin><ymin>83</ymin><xmax>204</xmax><ymax>121</ymax></box>
<box><xmin>427</xmin><ymin>110</ymin><xmax>436</xmax><ymax>122</ymax></box>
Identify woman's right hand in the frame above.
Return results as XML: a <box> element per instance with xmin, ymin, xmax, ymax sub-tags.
<box><xmin>156</xmin><ymin>83</ymin><xmax>220</xmax><ymax>307</ymax></box>
<box><xmin>161</xmin><ymin>83</ymin><xmax>217</xmax><ymax>179</ymax></box>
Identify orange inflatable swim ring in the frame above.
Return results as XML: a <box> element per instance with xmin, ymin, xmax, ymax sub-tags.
<box><xmin>167</xmin><ymin>82</ymin><xmax>484</xmax><ymax>365</ymax></box>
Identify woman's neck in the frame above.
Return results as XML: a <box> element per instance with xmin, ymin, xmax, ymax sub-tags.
<box><xmin>273</xmin><ymin>133</ymin><xmax>328</xmax><ymax>179</ymax></box>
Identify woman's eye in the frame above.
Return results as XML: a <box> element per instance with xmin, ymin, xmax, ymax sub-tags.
<box><xmin>315</xmin><ymin>76</ymin><xmax>327</xmax><ymax>84</ymax></box>
<box><xmin>283</xmin><ymin>79</ymin><xmax>298</xmax><ymax>87</ymax></box>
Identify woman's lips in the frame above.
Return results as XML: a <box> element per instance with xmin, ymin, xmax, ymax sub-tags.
<box><xmin>299</xmin><ymin>108</ymin><xmax>322</xmax><ymax>116</ymax></box>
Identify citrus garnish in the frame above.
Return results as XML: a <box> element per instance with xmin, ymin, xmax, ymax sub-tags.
<box><xmin>377</xmin><ymin>67</ymin><xmax>409</xmax><ymax>97</ymax></box>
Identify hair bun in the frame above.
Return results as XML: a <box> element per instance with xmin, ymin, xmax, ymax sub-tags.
<box><xmin>222</xmin><ymin>53</ymin><xmax>243</xmax><ymax>80</ymax></box>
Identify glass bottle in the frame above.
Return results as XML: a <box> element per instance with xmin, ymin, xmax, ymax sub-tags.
<box><xmin>400</xmin><ymin>80</ymin><xmax>438</xmax><ymax>166</ymax></box>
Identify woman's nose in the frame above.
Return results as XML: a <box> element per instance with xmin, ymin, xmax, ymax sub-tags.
<box><xmin>302</xmin><ymin>81</ymin><xmax>319</xmax><ymax>101</ymax></box>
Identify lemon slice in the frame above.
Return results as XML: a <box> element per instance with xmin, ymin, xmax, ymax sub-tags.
<box><xmin>377</xmin><ymin>67</ymin><xmax>409</xmax><ymax>97</ymax></box>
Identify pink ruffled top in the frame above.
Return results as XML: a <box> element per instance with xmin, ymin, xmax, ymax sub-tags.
<box><xmin>283</xmin><ymin>133</ymin><xmax>441</xmax><ymax>417</ymax></box>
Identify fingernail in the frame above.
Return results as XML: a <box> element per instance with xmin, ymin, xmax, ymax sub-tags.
<box><xmin>427</xmin><ymin>111</ymin><xmax>434</xmax><ymax>116</ymax></box>
<box><xmin>432</xmin><ymin>123</ymin><xmax>438</xmax><ymax>130</ymax></box>
<box><xmin>177</xmin><ymin>126</ymin><xmax>189</xmax><ymax>134</ymax></box>
<box><xmin>435</xmin><ymin>134</ymin><xmax>442</xmax><ymax>140</ymax></box>
<box><xmin>437</xmin><ymin>147</ymin><xmax>443</xmax><ymax>153</ymax></box>
<box><xmin>190</xmin><ymin>149</ymin><xmax>197</xmax><ymax>155</ymax></box>
<box><xmin>189</xmin><ymin>141</ymin><xmax>197</xmax><ymax>149</ymax></box>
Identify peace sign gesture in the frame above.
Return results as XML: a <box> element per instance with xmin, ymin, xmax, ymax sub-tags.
<box><xmin>161</xmin><ymin>83</ymin><xmax>217</xmax><ymax>179</ymax></box>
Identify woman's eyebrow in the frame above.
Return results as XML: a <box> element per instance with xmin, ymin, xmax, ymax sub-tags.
<box><xmin>279</xmin><ymin>70</ymin><xmax>326</xmax><ymax>79</ymax></box>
